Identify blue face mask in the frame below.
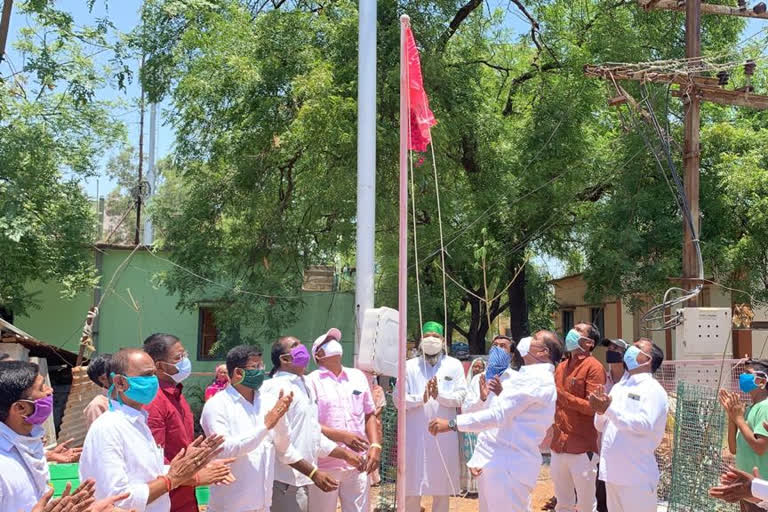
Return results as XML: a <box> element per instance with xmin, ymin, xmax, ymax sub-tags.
<box><xmin>740</xmin><ymin>373</ymin><xmax>761</xmax><ymax>393</ymax></box>
<box><xmin>109</xmin><ymin>373</ymin><xmax>159</xmax><ymax>407</ymax></box>
<box><xmin>623</xmin><ymin>346</ymin><xmax>651</xmax><ymax>371</ymax></box>
<box><xmin>485</xmin><ymin>346</ymin><xmax>511</xmax><ymax>380</ymax></box>
<box><xmin>565</xmin><ymin>329</ymin><xmax>583</xmax><ymax>352</ymax></box>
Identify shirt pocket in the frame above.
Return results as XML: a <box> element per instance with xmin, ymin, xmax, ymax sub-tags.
<box><xmin>624</xmin><ymin>392</ymin><xmax>642</xmax><ymax>413</ymax></box>
<box><xmin>347</xmin><ymin>390</ymin><xmax>367</xmax><ymax>425</ymax></box>
<box><xmin>440</xmin><ymin>374</ymin><xmax>455</xmax><ymax>394</ymax></box>
<box><xmin>568</xmin><ymin>376</ymin><xmax>586</xmax><ymax>396</ymax></box>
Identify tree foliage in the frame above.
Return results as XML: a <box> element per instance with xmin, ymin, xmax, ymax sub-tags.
<box><xmin>0</xmin><ymin>1</ymin><xmax>126</xmax><ymax>315</ymax></box>
<box><xmin>138</xmin><ymin>0</ymin><xmax>758</xmax><ymax>351</ymax></box>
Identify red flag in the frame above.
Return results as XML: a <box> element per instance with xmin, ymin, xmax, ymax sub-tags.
<box><xmin>405</xmin><ymin>26</ymin><xmax>437</xmax><ymax>152</ymax></box>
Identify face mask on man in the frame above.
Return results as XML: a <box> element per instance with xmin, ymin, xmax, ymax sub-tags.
<box><xmin>318</xmin><ymin>340</ymin><xmax>343</xmax><ymax>360</ymax></box>
<box><xmin>623</xmin><ymin>346</ymin><xmax>651</xmax><ymax>371</ymax></box>
<box><xmin>516</xmin><ymin>337</ymin><xmax>531</xmax><ymax>358</ymax></box>
<box><xmin>289</xmin><ymin>345</ymin><xmax>311</xmax><ymax>368</ymax></box>
<box><xmin>20</xmin><ymin>395</ymin><xmax>54</xmax><ymax>425</ymax></box>
<box><xmin>421</xmin><ymin>336</ymin><xmax>443</xmax><ymax>356</ymax></box>
<box><xmin>236</xmin><ymin>368</ymin><xmax>266</xmax><ymax>390</ymax></box>
<box><xmin>169</xmin><ymin>356</ymin><xmax>192</xmax><ymax>383</ymax></box>
<box><xmin>739</xmin><ymin>372</ymin><xmax>768</xmax><ymax>393</ymax></box>
<box><xmin>606</xmin><ymin>349</ymin><xmax>623</xmax><ymax>364</ymax></box>
<box><xmin>109</xmin><ymin>373</ymin><xmax>160</xmax><ymax>407</ymax></box>
<box><xmin>486</xmin><ymin>345</ymin><xmax>511</xmax><ymax>380</ymax></box>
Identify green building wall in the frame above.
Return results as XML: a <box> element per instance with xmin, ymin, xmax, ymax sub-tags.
<box><xmin>16</xmin><ymin>247</ymin><xmax>356</xmax><ymax>394</ymax></box>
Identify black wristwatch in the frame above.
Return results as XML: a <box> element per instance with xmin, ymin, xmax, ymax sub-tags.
<box><xmin>448</xmin><ymin>419</ymin><xmax>457</xmax><ymax>431</ymax></box>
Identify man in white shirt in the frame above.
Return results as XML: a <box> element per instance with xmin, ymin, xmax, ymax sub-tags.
<box><xmin>202</xmin><ymin>344</ymin><xmax>334</xmax><ymax>512</ymax></box>
<box><xmin>265</xmin><ymin>336</ymin><xmax>365</xmax><ymax>512</ymax></box>
<box><xmin>429</xmin><ymin>329</ymin><xmax>563</xmax><ymax>512</ymax></box>
<box><xmin>463</xmin><ymin>335</ymin><xmax>520</xmax><ymax>415</ymax></box>
<box><xmin>307</xmin><ymin>328</ymin><xmax>381</xmax><ymax>512</ymax></box>
<box><xmin>80</xmin><ymin>348</ymin><xmax>224</xmax><ymax>512</ymax></box>
<box><xmin>589</xmin><ymin>338</ymin><xmax>668</xmax><ymax>512</ymax></box>
<box><xmin>395</xmin><ymin>321</ymin><xmax>468</xmax><ymax>512</ymax></box>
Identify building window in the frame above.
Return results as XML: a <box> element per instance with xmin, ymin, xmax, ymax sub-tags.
<box><xmin>591</xmin><ymin>307</ymin><xmax>605</xmax><ymax>336</ymax></box>
<box><xmin>562</xmin><ymin>310</ymin><xmax>574</xmax><ymax>334</ymax></box>
<box><xmin>198</xmin><ymin>307</ymin><xmax>220</xmax><ymax>360</ymax></box>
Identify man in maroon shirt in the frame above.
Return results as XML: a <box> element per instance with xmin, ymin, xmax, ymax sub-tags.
<box><xmin>144</xmin><ymin>333</ymin><xmax>232</xmax><ymax>512</ymax></box>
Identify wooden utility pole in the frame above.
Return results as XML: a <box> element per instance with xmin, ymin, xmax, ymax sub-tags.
<box><xmin>587</xmin><ymin>0</ymin><xmax>768</xmax><ymax>306</ymax></box>
<box><xmin>135</xmin><ymin>72</ymin><xmax>145</xmax><ymax>246</ymax></box>
<box><xmin>0</xmin><ymin>0</ymin><xmax>14</xmax><ymax>63</ymax></box>
<box><xmin>683</xmin><ymin>0</ymin><xmax>702</xmax><ymax>305</ymax></box>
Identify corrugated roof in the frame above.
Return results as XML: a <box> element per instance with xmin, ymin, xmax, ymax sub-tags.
<box><xmin>0</xmin><ymin>318</ymin><xmax>81</xmax><ymax>366</ymax></box>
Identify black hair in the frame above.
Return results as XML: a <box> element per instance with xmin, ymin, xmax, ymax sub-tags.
<box><xmin>226</xmin><ymin>345</ymin><xmax>263</xmax><ymax>377</ymax></box>
<box><xmin>143</xmin><ymin>333</ymin><xmax>181</xmax><ymax>362</ymax></box>
<box><xmin>537</xmin><ymin>330</ymin><xmax>564</xmax><ymax>365</ymax></box>
<box><xmin>87</xmin><ymin>353</ymin><xmax>112</xmax><ymax>388</ymax></box>
<box><xmin>270</xmin><ymin>337</ymin><xmax>297</xmax><ymax>377</ymax></box>
<box><xmin>747</xmin><ymin>359</ymin><xmax>768</xmax><ymax>375</ymax></box>
<box><xmin>650</xmin><ymin>343</ymin><xmax>664</xmax><ymax>374</ymax></box>
<box><xmin>508</xmin><ymin>339</ymin><xmax>524</xmax><ymax>371</ymax></box>
<box><xmin>0</xmin><ymin>361</ymin><xmax>39</xmax><ymax>422</ymax></box>
<box><xmin>575</xmin><ymin>322</ymin><xmax>601</xmax><ymax>352</ymax></box>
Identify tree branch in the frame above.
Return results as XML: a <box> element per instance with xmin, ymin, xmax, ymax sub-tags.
<box><xmin>438</xmin><ymin>0</ymin><xmax>483</xmax><ymax>51</ymax></box>
<box><xmin>502</xmin><ymin>62</ymin><xmax>561</xmax><ymax>116</ymax></box>
<box><xmin>450</xmin><ymin>320</ymin><xmax>470</xmax><ymax>339</ymax></box>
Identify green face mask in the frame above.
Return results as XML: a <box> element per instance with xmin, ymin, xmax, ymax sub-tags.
<box><xmin>237</xmin><ymin>368</ymin><xmax>265</xmax><ymax>390</ymax></box>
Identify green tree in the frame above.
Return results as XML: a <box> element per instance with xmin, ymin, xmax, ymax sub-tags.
<box><xmin>0</xmin><ymin>1</ymin><xmax>127</xmax><ymax>315</ymax></box>
<box><xmin>140</xmin><ymin>0</ymin><xmax>750</xmax><ymax>352</ymax></box>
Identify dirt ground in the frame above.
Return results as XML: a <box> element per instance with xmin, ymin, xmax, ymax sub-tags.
<box><xmin>369</xmin><ymin>465</ymin><xmax>554</xmax><ymax>512</ymax></box>
<box><xmin>199</xmin><ymin>466</ymin><xmax>554</xmax><ymax>512</ymax></box>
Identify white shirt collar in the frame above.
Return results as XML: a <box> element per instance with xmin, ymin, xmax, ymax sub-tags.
<box><xmin>108</xmin><ymin>399</ymin><xmax>148</xmax><ymax>423</ymax></box>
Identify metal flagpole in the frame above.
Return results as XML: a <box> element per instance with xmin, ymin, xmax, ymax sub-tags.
<box><xmin>143</xmin><ymin>102</ymin><xmax>157</xmax><ymax>245</ymax></box>
<box><xmin>397</xmin><ymin>14</ymin><xmax>409</xmax><ymax>512</ymax></box>
<box><xmin>354</xmin><ymin>0</ymin><xmax>377</xmax><ymax>362</ymax></box>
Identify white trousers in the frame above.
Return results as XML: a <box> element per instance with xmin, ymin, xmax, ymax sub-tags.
<box><xmin>405</xmin><ymin>495</ymin><xmax>449</xmax><ymax>512</ymax></box>
<box><xmin>308</xmin><ymin>468</ymin><xmax>369</xmax><ymax>512</ymax></box>
<box><xmin>551</xmin><ymin>451</ymin><xmax>598</xmax><ymax>512</ymax></box>
<box><xmin>605</xmin><ymin>482</ymin><xmax>657</xmax><ymax>512</ymax></box>
<box><xmin>476</xmin><ymin>467</ymin><xmax>532</xmax><ymax>512</ymax></box>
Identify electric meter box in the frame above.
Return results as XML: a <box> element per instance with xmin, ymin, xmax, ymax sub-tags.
<box><xmin>674</xmin><ymin>307</ymin><xmax>731</xmax><ymax>360</ymax></box>
<box><xmin>357</xmin><ymin>307</ymin><xmax>400</xmax><ymax>377</ymax></box>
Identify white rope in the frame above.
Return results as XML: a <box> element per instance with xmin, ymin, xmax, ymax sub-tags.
<box><xmin>409</xmin><ymin>152</ymin><xmax>425</xmax><ymax>334</ymax></box>
<box><xmin>429</xmin><ymin>142</ymin><xmax>449</xmax><ymax>348</ymax></box>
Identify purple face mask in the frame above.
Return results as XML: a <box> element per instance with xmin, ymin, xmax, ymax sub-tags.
<box><xmin>21</xmin><ymin>394</ymin><xmax>54</xmax><ymax>425</ymax></box>
<box><xmin>290</xmin><ymin>345</ymin><xmax>311</xmax><ymax>369</ymax></box>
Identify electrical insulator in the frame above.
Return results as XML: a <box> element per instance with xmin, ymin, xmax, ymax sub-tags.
<box><xmin>717</xmin><ymin>71</ymin><xmax>729</xmax><ymax>86</ymax></box>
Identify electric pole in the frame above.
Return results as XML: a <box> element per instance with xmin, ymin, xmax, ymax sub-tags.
<box><xmin>586</xmin><ymin>0</ymin><xmax>768</xmax><ymax>306</ymax></box>
<box><xmin>135</xmin><ymin>70</ymin><xmax>145</xmax><ymax>246</ymax></box>
<box><xmin>0</xmin><ymin>0</ymin><xmax>13</xmax><ymax>64</ymax></box>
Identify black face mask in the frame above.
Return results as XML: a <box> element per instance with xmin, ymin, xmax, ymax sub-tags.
<box><xmin>606</xmin><ymin>350</ymin><xmax>623</xmax><ymax>364</ymax></box>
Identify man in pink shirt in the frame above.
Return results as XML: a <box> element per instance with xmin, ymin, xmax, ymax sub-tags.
<box><xmin>306</xmin><ymin>328</ymin><xmax>381</xmax><ymax>512</ymax></box>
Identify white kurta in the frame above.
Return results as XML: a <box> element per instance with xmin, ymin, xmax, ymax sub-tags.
<box><xmin>395</xmin><ymin>354</ymin><xmax>468</xmax><ymax>497</ymax></box>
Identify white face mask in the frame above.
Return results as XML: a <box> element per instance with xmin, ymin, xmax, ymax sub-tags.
<box><xmin>319</xmin><ymin>339</ymin><xmax>343</xmax><ymax>359</ymax></box>
<box><xmin>421</xmin><ymin>336</ymin><xmax>443</xmax><ymax>356</ymax></box>
<box><xmin>170</xmin><ymin>356</ymin><xmax>192</xmax><ymax>383</ymax></box>
<box><xmin>516</xmin><ymin>337</ymin><xmax>531</xmax><ymax>358</ymax></box>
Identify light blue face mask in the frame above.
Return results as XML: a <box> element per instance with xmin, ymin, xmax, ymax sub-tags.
<box><xmin>108</xmin><ymin>373</ymin><xmax>159</xmax><ymax>408</ymax></box>
<box><xmin>623</xmin><ymin>346</ymin><xmax>651</xmax><ymax>371</ymax></box>
<box><xmin>565</xmin><ymin>329</ymin><xmax>584</xmax><ymax>352</ymax></box>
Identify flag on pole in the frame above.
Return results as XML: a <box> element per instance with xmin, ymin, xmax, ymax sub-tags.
<box><xmin>404</xmin><ymin>24</ymin><xmax>436</xmax><ymax>152</ymax></box>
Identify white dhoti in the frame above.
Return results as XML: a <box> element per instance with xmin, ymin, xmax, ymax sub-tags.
<box><xmin>477</xmin><ymin>467</ymin><xmax>532</xmax><ymax>512</ymax></box>
<box><xmin>605</xmin><ymin>482</ymin><xmax>657</xmax><ymax>512</ymax></box>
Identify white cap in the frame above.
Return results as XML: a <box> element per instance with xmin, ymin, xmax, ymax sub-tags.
<box><xmin>312</xmin><ymin>328</ymin><xmax>342</xmax><ymax>356</ymax></box>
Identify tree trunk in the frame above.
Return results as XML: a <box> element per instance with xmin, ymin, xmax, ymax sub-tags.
<box><xmin>508</xmin><ymin>257</ymin><xmax>529</xmax><ymax>341</ymax></box>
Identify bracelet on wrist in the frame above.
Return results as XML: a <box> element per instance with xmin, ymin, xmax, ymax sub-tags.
<box><xmin>159</xmin><ymin>475</ymin><xmax>172</xmax><ymax>493</ymax></box>
<box><xmin>369</xmin><ymin>443</ymin><xmax>382</xmax><ymax>450</ymax></box>
<box><xmin>309</xmin><ymin>467</ymin><xmax>318</xmax><ymax>479</ymax></box>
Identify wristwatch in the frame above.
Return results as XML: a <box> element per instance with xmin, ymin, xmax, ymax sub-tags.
<box><xmin>448</xmin><ymin>419</ymin><xmax>457</xmax><ymax>431</ymax></box>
